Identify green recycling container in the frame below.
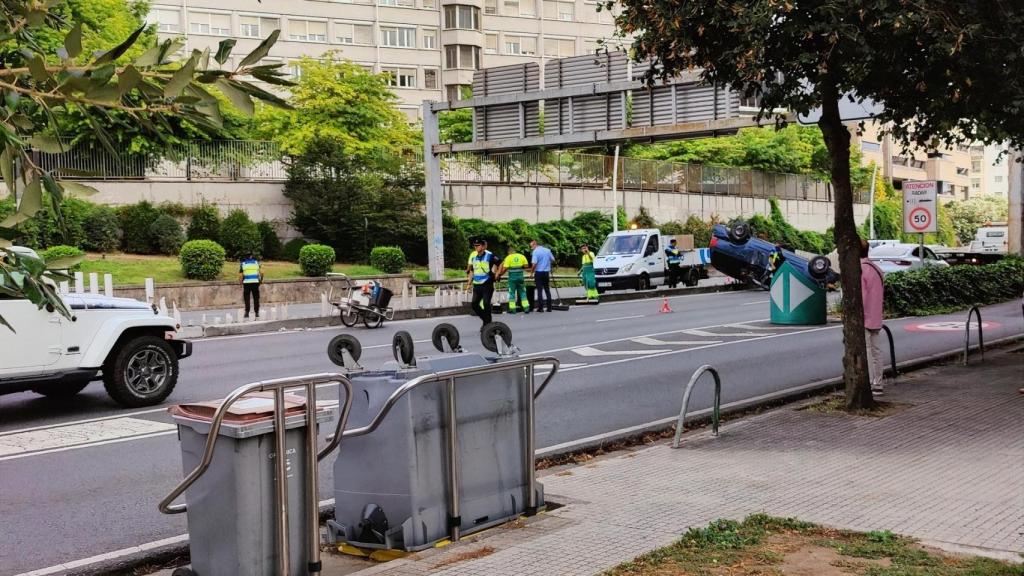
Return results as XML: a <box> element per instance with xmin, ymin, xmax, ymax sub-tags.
<box><xmin>769</xmin><ymin>261</ymin><xmax>826</xmax><ymax>325</ymax></box>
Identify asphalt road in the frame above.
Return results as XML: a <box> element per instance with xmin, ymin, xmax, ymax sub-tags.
<box><xmin>1</xmin><ymin>290</ymin><xmax>1021</xmax><ymax>575</ymax></box>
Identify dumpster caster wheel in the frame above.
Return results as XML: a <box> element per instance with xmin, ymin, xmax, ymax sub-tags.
<box><xmin>481</xmin><ymin>322</ymin><xmax>513</xmax><ymax>354</ymax></box>
<box><xmin>432</xmin><ymin>323</ymin><xmax>461</xmax><ymax>353</ymax></box>
<box><xmin>171</xmin><ymin>567</ymin><xmax>197</xmax><ymax>576</ymax></box>
<box><xmin>327</xmin><ymin>334</ymin><xmax>362</xmax><ymax>367</ymax></box>
<box><xmin>392</xmin><ymin>331</ymin><xmax>415</xmax><ymax>366</ymax></box>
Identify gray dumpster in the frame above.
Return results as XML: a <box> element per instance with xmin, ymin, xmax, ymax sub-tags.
<box><xmin>330</xmin><ymin>353</ymin><xmax>553</xmax><ymax>551</ymax></box>
<box><xmin>169</xmin><ymin>394</ymin><xmax>334</xmax><ymax>575</ymax></box>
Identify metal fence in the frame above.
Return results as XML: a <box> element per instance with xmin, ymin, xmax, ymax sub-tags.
<box><xmin>37</xmin><ymin>140</ymin><xmax>287</xmax><ymax>181</ymax></box>
<box><xmin>440</xmin><ymin>150</ymin><xmax>864</xmax><ymax>203</ymax></box>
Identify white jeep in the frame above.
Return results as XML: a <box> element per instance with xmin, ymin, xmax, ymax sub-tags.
<box><xmin>0</xmin><ymin>251</ymin><xmax>191</xmax><ymax>407</ymax></box>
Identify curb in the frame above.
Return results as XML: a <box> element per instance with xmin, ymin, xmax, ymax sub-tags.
<box><xmin>187</xmin><ymin>282</ymin><xmax>752</xmax><ymax>338</ymax></box>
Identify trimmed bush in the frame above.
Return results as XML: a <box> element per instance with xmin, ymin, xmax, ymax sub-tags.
<box><xmin>118</xmin><ymin>201</ymin><xmax>161</xmax><ymax>254</ymax></box>
<box><xmin>179</xmin><ymin>240</ymin><xmax>227</xmax><ymax>281</ymax></box>
<box><xmin>40</xmin><ymin>245</ymin><xmax>85</xmax><ymax>270</ymax></box>
<box><xmin>257</xmin><ymin>221</ymin><xmax>282</xmax><ymax>260</ymax></box>
<box><xmin>82</xmin><ymin>206</ymin><xmax>120</xmax><ymax>252</ymax></box>
<box><xmin>299</xmin><ymin>244</ymin><xmax>335</xmax><ymax>277</ymax></box>
<box><xmin>884</xmin><ymin>257</ymin><xmax>1024</xmax><ymax>317</ymax></box>
<box><xmin>219</xmin><ymin>209</ymin><xmax>262</xmax><ymax>259</ymax></box>
<box><xmin>149</xmin><ymin>214</ymin><xmax>185</xmax><ymax>255</ymax></box>
<box><xmin>187</xmin><ymin>203</ymin><xmax>221</xmax><ymax>242</ymax></box>
<box><xmin>370</xmin><ymin>246</ymin><xmax>405</xmax><ymax>273</ymax></box>
<box><xmin>282</xmin><ymin>238</ymin><xmax>309</xmax><ymax>262</ymax></box>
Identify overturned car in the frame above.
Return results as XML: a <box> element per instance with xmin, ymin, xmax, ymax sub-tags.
<box><xmin>709</xmin><ymin>221</ymin><xmax>838</xmax><ymax>290</ymax></box>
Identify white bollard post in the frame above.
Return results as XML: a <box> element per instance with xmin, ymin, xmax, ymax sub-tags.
<box><xmin>59</xmin><ymin>281</ymin><xmax>69</xmax><ymax>294</ymax></box>
<box><xmin>270</xmin><ymin>306</ymin><xmax>278</xmax><ymax>321</ymax></box>
<box><xmin>202</xmin><ymin>314</ymin><xmax>207</xmax><ymax>324</ymax></box>
<box><xmin>145</xmin><ymin>278</ymin><xmax>154</xmax><ymax>303</ymax></box>
<box><xmin>225</xmin><ymin>313</ymin><xmax>233</xmax><ymax>324</ymax></box>
<box><xmin>103</xmin><ymin>274</ymin><xmax>113</xmax><ymax>297</ymax></box>
<box><xmin>74</xmin><ymin>272</ymin><xmax>84</xmax><ymax>294</ymax></box>
<box><xmin>281</xmin><ymin>303</ymin><xmax>289</xmax><ymax>320</ymax></box>
<box><xmin>172</xmin><ymin>302</ymin><xmax>181</xmax><ymax>325</ymax></box>
<box><xmin>88</xmin><ymin>272</ymin><xmax>99</xmax><ymax>294</ymax></box>
<box><xmin>433</xmin><ymin>289</ymin><xmax>441</xmax><ymax>308</ymax></box>
<box><xmin>158</xmin><ymin>297</ymin><xmax>168</xmax><ymax>316</ymax></box>
<box><xmin>238</xmin><ymin>308</ymin><xmax>244</xmax><ymax>321</ymax></box>
<box><xmin>321</xmin><ymin>292</ymin><xmax>329</xmax><ymax>317</ymax></box>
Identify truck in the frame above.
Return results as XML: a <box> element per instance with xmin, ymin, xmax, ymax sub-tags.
<box><xmin>1</xmin><ymin>247</ymin><xmax>191</xmax><ymax>407</ymax></box>
<box><xmin>593</xmin><ymin>228</ymin><xmax>710</xmax><ymax>293</ymax></box>
<box><xmin>934</xmin><ymin>223</ymin><xmax>1008</xmax><ymax>266</ymax></box>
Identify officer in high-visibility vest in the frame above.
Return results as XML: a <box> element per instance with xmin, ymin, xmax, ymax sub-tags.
<box><xmin>580</xmin><ymin>244</ymin><xmax>599</xmax><ymax>302</ymax></box>
<box><xmin>768</xmin><ymin>243</ymin><xmax>785</xmax><ymax>274</ymax></box>
<box><xmin>665</xmin><ymin>238</ymin><xmax>683</xmax><ymax>288</ymax></box>
<box><xmin>465</xmin><ymin>238</ymin><xmax>497</xmax><ymax>328</ymax></box>
<box><xmin>239</xmin><ymin>252</ymin><xmax>263</xmax><ymax>319</ymax></box>
<box><xmin>496</xmin><ymin>246</ymin><xmax>530</xmax><ymax>314</ymax></box>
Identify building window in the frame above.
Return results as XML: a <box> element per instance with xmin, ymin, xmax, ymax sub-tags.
<box><xmin>423</xmin><ymin>0</ymin><xmax>437</xmax><ymax>7</ymax></box>
<box><xmin>288</xmin><ymin>60</ymin><xmax>304</xmax><ymax>80</ymax></box>
<box><xmin>504</xmin><ymin>0</ymin><xmax>535</xmax><ymax>15</ymax></box>
<box><xmin>288</xmin><ymin>19</ymin><xmax>327</xmax><ymax>42</ymax></box>
<box><xmin>447</xmin><ymin>84</ymin><xmax>471</xmax><ymax>101</ymax></box>
<box><xmin>336</xmin><ymin>22</ymin><xmax>373</xmax><ymax>44</ymax></box>
<box><xmin>380</xmin><ymin>0</ymin><xmax>415</xmax><ymax>6</ymax></box>
<box><xmin>149</xmin><ymin>8</ymin><xmax>180</xmax><ymax>33</ymax></box>
<box><xmin>956</xmin><ymin>167</ymin><xmax>969</xmax><ymax>176</ymax></box>
<box><xmin>543</xmin><ymin>0</ymin><xmax>573</xmax><ymax>20</ymax></box>
<box><xmin>505</xmin><ymin>35</ymin><xmax>536</xmax><ymax>55</ymax></box>
<box><xmin>484</xmin><ymin>0</ymin><xmax>497</xmax><ymax>13</ymax></box>
<box><xmin>485</xmin><ymin>33</ymin><xmax>498</xmax><ymax>53</ymax></box>
<box><xmin>424</xmin><ymin>68</ymin><xmax>438</xmax><ymax>89</ymax></box>
<box><xmin>860</xmin><ymin>141</ymin><xmax>880</xmax><ymax>153</ymax></box>
<box><xmin>971</xmin><ymin>178</ymin><xmax>982</xmax><ymax>190</ymax></box>
<box><xmin>189</xmin><ymin>12</ymin><xmax>230</xmax><ymax>36</ymax></box>
<box><xmin>971</xmin><ymin>159</ymin><xmax>982</xmax><ymax>172</ymax></box>
<box><xmin>381</xmin><ymin>26</ymin><xmax>416</xmax><ymax>47</ymax></box>
<box><xmin>240</xmin><ymin>16</ymin><xmax>280</xmax><ymax>38</ymax></box>
<box><xmin>445</xmin><ymin>45</ymin><xmax>480</xmax><ymax>69</ymax></box>
<box><xmin>382</xmin><ymin>66</ymin><xmax>417</xmax><ymax>88</ymax></box>
<box><xmin>423</xmin><ymin>28</ymin><xmax>437</xmax><ymax>49</ymax></box>
<box><xmin>444</xmin><ymin>5</ymin><xmax>481</xmax><ymax>29</ymax></box>
<box><xmin>543</xmin><ymin>37</ymin><xmax>575</xmax><ymax>57</ymax></box>
<box><xmin>994</xmin><ymin>175</ymin><xmax>1003</xmax><ymax>183</ymax></box>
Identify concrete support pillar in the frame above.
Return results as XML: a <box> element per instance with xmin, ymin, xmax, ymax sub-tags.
<box><xmin>1009</xmin><ymin>148</ymin><xmax>1023</xmax><ymax>255</ymax></box>
<box><xmin>423</xmin><ymin>101</ymin><xmax>446</xmax><ymax>280</ymax></box>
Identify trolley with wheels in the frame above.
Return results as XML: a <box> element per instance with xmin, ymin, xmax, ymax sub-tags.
<box><xmin>328</xmin><ymin>273</ymin><xmax>395</xmax><ymax>329</ymax></box>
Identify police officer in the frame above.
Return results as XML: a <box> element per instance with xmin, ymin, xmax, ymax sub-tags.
<box><xmin>496</xmin><ymin>246</ymin><xmax>530</xmax><ymax>314</ymax></box>
<box><xmin>665</xmin><ymin>238</ymin><xmax>683</xmax><ymax>288</ymax></box>
<box><xmin>465</xmin><ymin>238</ymin><xmax>497</xmax><ymax>328</ymax></box>
<box><xmin>239</xmin><ymin>252</ymin><xmax>263</xmax><ymax>319</ymax></box>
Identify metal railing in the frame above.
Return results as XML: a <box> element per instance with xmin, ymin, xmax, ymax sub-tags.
<box><xmin>963</xmin><ymin>306</ymin><xmax>985</xmax><ymax>366</ymax></box>
<box><xmin>340</xmin><ymin>356</ymin><xmax>560</xmax><ymax>540</ymax></box>
<box><xmin>37</xmin><ymin>139</ymin><xmax>287</xmax><ymax>182</ymax></box>
<box><xmin>158</xmin><ymin>373</ymin><xmax>355</xmax><ymax>576</ymax></box>
<box><xmin>672</xmin><ymin>365</ymin><xmax>722</xmax><ymax>449</ymax></box>
<box><xmin>441</xmin><ymin>150</ymin><xmax>864</xmax><ymax>203</ymax></box>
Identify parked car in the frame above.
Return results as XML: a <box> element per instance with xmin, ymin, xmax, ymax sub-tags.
<box><xmin>868</xmin><ymin>243</ymin><xmax>950</xmax><ymax>275</ymax></box>
<box><xmin>0</xmin><ymin>247</ymin><xmax>191</xmax><ymax>407</ymax></box>
<box><xmin>709</xmin><ymin>222</ymin><xmax>838</xmax><ymax>290</ymax></box>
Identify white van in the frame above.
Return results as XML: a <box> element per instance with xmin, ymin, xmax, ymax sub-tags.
<box><xmin>969</xmin><ymin>225</ymin><xmax>1008</xmax><ymax>254</ymax></box>
<box><xmin>593</xmin><ymin>228</ymin><xmax>710</xmax><ymax>292</ymax></box>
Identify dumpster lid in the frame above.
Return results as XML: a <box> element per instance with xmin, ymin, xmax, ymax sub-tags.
<box><xmin>170</xmin><ymin>391</ymin><xmax>313</xmax><ymax>423</ymax></box>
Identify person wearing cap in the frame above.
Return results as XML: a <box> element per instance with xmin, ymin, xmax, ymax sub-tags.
<box><xmin>239</xmin><ymin>251</ymin><xmax>263</xmax><ymax>319</ymax></box>
<box><xmin>579</xmin><ymin>244</ymin><xmax>598</xmax><ymax>302</ymax></box>
<box><xmin>466</xmin><ymin>238</ymin><xmax>498</xmax><ymax>327</ymax></box>
<box><xmin>665</xmin><ymin>237</ymin><xmax>683</xmax><ymax>288</ymax></box>
<box><xmin>496</xmin><ymin>246</ymin><xmax>531</xmax><ymax>314</ymax></box>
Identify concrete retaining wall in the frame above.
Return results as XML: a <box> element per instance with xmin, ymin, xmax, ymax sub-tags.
<box><xmin>445</xmin><ymin>184</ymin><xmax>869</xmax><ymax>232</ymax></box>
<box><xmin>114</xmin><ymin>274</ymin><xmax>412</xmax><ymax>310</ymax></box>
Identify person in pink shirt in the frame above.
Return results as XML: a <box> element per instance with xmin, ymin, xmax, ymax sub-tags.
<box><xmin>860</xmin><ymin>238</ymin><xmax>886</xmax><ymax>396</ymax></box>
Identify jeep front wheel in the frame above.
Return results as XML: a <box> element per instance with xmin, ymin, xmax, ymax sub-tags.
<box><xmin>103</xmin><ymin>336</ymin><xmax>178</xmax><ymax>407</ymax></box>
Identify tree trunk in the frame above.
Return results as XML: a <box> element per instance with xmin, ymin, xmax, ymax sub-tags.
<box><xmin>818</xmin><ymin>82</ymin><xmax>875</xmax><ymax>410</ymax></box>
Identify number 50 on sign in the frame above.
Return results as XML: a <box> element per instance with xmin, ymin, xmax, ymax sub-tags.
<box><xmin>903</xmin><ymin>180</ymin><xmax>938</xmax><ymax>234</ymax></box>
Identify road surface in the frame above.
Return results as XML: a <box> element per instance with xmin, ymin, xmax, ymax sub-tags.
<box><xmin>1</xmin><ymin>289</ymin><xmax>1020</xmax><ymax>575</ymax></box>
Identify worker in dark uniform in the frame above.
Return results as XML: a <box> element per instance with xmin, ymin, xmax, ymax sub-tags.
<box><xmin>239</xmin><ymin>252</ymin><xmax>263</xmax><ymax>319</ymax></box>
<box><xmin>665</xmin><ymin>238</ymin><xmax>683</xmax><ymax>288</ymax></box>
<box><xmin>465</xmin><ymin>238</ymin><xmax>497</xmax><ymax>328</ymax></box>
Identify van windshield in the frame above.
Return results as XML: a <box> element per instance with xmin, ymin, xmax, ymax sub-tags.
<box><xmin>599</xmin><ymin>235</ymin><xmax>646</xmax><ymax>256</ymax></box>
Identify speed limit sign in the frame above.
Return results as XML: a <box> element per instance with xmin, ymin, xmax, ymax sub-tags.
<box><xmin>903</xmin><ymin>181</ymin><xmax>938</xmax><ymax>234</ymax></box>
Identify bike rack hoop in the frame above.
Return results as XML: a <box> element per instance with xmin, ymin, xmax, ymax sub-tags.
<box><xmin>962</xmin><ymin>306</ymin><xmax>984</xmax><ymax>366</ymax></box>
<box><xmin>672</xmin><ymin>365</ymin><xmax>722</xmax><ymax>449</ymax></box>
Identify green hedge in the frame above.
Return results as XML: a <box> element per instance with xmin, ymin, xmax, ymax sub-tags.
<box><xmin>118</xmin><ymin>201</ymin><xmax>162</xmax><ymax>254</ymax></box>
<box><xmin>82</xmin><ymin>206</ymin><xmax>120</xmax><ymax>253</ymax></box>
<box><xmin>219</xmin><ymin>209</ymin><xmax>262</xmax><ymax>259</ymax></box>
<box><xmin>187</xmin><ymin>203</ymin><xmax>221</xmax><ymax>242</ymax></box>
<box><xmin>282</xmin><ymin>238</ymin><xmax>309</xmax><ymax>262</ymax></box>
<box><xmin>299</xmin><ymin>244</ymin><xmax>335</xmax><ymax>277</ymax></box>
<box><xmin>884</xmin><ymin>257</ymin><xmax>1024</xmax><ymax>317</ymax></box>
<box><xmin>370</xmin><ymin>246</ymin><xmax>405</xmax><ymax>273</ymax></box>
<box><xmin>149</xmin><ymin>214</ymin><xmax>185</xmax><ymax>255</ymax></box>
<box><xmin>40</xmin><ymin>245</ymin><xmax>85</xmax><ymax>271</ymax></box>
<box><xmin>179</xmin><ymin>240</ymin><xmax>226</xmax><ymax>281</ymax></box>
<box><xmin>257</xmin><ymin>221</ymin><xmax>282</xmax><ymax>260</ymax></box>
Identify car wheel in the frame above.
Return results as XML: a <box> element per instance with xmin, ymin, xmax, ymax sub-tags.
<box><xmin>807</xmin><ymin>256</ymin><xmax>831</xmax><ymax>281</ymax></box>
<box><xmin>727</xmin><ymin>220</ymin><xmax>751</xmax><ymax>244</ymax></box>
<box><xmin>685</xmin><ymin>268</ymin><xmax>699</xmax><ymax>287</ymax></box>
<box><xmin>103</xmin><ymin>336</ymin><xmax>178</xmax><ymax>408</ymax></box>
<box><xmin>339</xmin><ymin>305</ymin><xmax>359</xmax><ymax>327</ymax></box>
<box><xmin>636</xmin><ymin>274</ymin><xmax>650</xmax><ymax>291</ymax></box>
<box><xmin>33</xmin><ymin>382</ymin><xmax>89</xmax><ymax>398</ymax></box>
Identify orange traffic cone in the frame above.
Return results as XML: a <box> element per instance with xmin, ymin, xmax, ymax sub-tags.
<box><xmin>660</xmin><ymin>297</ymin><xmax>673</xmax><ymax>313</ymax></box>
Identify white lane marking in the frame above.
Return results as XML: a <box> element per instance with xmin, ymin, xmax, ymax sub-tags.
<box><xmin>741</xmin><ymin>299</ymin><xmax>770</xmax><ymax>305</ymax></box>
<box><xmin>684</xmin><ymin>328</ymin><xmax>770</xmax><ymax>337</ymax></box>
<box><xmin>0</xmin><ymin>407</ymin><xmax>168</xmax><ymax>438</ymax></box>
<box><xmin>724</xmin><ymin>322</ymin><xmax>804</xmax><ymax>331</ymax></box>
<box><xmin>0</xmin><ymin>430</ymin><xmax>176</xmax><ymax>462</ymax></box>
<box><xmin>630</xmin><ymin>337</ymin><xmax>722</xmax><ymax>346</ymax></box>
<box><xmin>572</xmin><ymin>346</ymin><xmax>671</xmax><ymax>357</ymax></box>
<box><xmin>0</xmin><ymin>417</ymin><xmax>176</xmax><ymax>457</ymax></box>
<box><xmin>595</xmin><ymin>314</ymin><xmax>645</xmax><ymax>323</ymax></box>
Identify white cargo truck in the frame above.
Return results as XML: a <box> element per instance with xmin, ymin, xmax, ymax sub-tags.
<box><xmin>593</xmin><ymin>228</ymin><xmax>710</xmax><ymax>293</ymax></box>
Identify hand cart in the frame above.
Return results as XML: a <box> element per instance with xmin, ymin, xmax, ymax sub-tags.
<box><xmin>327</xmin><ymin>273</ymin><xmax>395</xmax><ymax>329</ymax></box>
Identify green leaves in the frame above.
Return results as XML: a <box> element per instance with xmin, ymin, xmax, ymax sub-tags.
<box><xmin>238</xmin><ymin>29</ymin><xmax>280</xmax><ymax>68</ymax></box>
<box><xmin>215</xmin><ymin>39</ymin><xmax>236</xmax><ymax>65</ymax></box>
<box><xmin>93</xmin><ymin>24</ymin><xmax>146</xmax><ymax>65</ymax></box>
<box><xmin>64</xmin><ymin>22</ymin><xmax>83</xmax><ymax>58</ymax></box>
<box><xmin>164</xmin><ymin>55</ymin><xmax>198</xmax><ymax>98</ymax></box>
<box><xmin>216</xmin><ymin>78</ymin><xmax>254</xmax><ymax>116</ymax></box>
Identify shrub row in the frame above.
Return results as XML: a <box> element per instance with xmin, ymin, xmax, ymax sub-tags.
<box><xmin>299</xmin><ymin>244</ymin><xmax>335</xmax><ymax>277</ymax></box>
<box><xmin>369</xmin><ymin>246</ymin><xmax>406</xmax><ymax>273</ymax></box>
<box><xmin>884</xmin><ymin>257</ymin><xmax>1024</xmax><ymax>317</ymax></box>
<box><xmin>179</xmin><ymin>240</ymin><xmax>227</xmax><ymax>280</ymax></box>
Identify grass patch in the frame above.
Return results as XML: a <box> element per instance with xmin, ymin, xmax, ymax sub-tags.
<box><xmin>606</xmin><ymin>515</ymin><xmax>1022</xmax><ymax>576</ymax></box>
<box><xmin>799</xmin><ymin>394</ymin><xmax>911</xmax><ymax>418</ymax></box>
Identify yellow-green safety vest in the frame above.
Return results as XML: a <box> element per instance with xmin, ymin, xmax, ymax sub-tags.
<box><xmin>468</xmin><ymin>250</ymin><xmax>493</xmax><ymax>285</ymax></box>
<box><xmin>503</xmin><ymin>253</ymin><xmax>529</xmax><ymax>281</ymax></box>
<box><xmin>581</xmin><ymin>252</ymin><xmax>594</xmax><ymax>267</ymax></box>
<box><xmin>241</xmin><ymin>259</ymin><xmax>261</xmax><ymax>284</ymax></box>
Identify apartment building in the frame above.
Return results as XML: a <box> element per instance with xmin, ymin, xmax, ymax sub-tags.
<box><xmin>853</xmin><ymin>121</ymin><xmax>972</xmax><ymax>201</ymax></box>
<box><xmin>969</xmin><ymin>143</ymin><xmax>1010</xmax><ymax>198</ymax></box>
<box><xmin>148</xmin><ymin>0</ymin><xmax>619</xmax><ymax>121</ymax></box>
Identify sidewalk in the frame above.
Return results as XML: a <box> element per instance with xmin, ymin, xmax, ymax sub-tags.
<box><xmin>333</xmin><ymin>343</ymin><xmax>1024</xmax><ymax>575</ymax></box>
